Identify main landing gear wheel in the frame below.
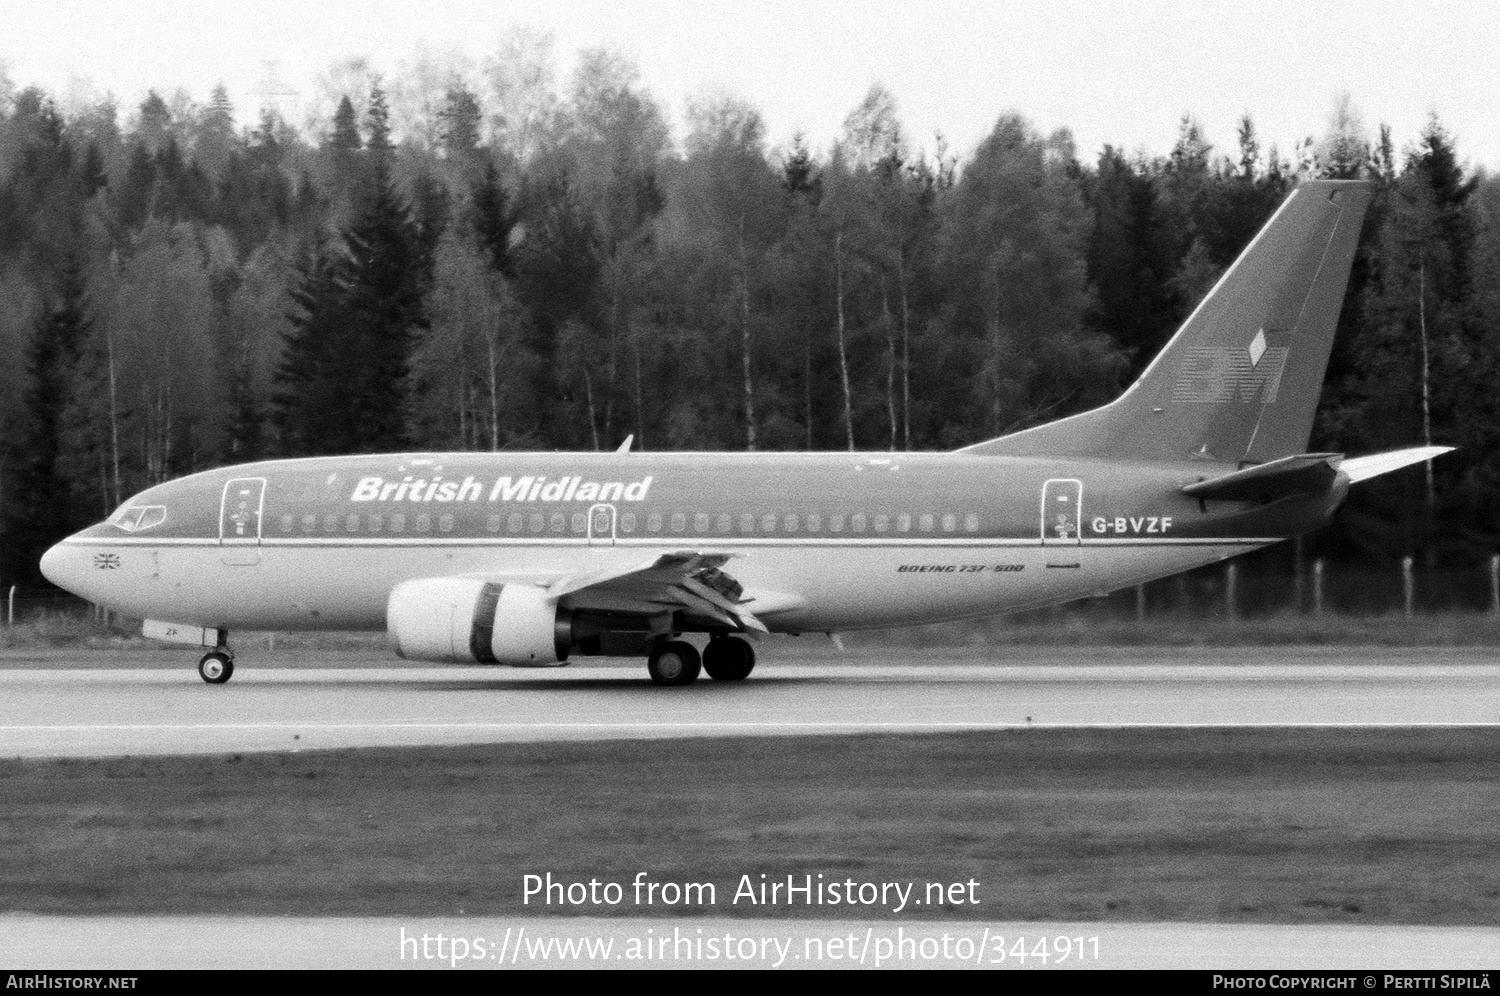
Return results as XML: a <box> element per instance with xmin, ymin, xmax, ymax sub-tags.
<box><xmin>703</xmin><ymin>636</ymin><xmax>755</xmax><ymax>681</ymax></box>
<box><xmin>198</xmin><ymin>651</ymin><xmax>234</xmax><ymax>684</ymax></box>
<box><xmin>647</xmin><ymin>640</ymin><xmax>702</xmax><ymax>687</ymax></box>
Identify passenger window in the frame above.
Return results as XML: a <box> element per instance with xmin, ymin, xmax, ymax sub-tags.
<box><xmin>390</xmin><ymin>513</ymin><xmax>406</xmax><ymax>533</ymax></box>
<box><xmin>670</xmin><ymin>512</ymin><xmax>686</xmax><ymax>532</ymax></box>
<box><xmin>806</xmin><ymin>513</ymin><xmax>821</xmax><ymax>532</ymax></box>
<box><xmin>508</xmin><ymin>513</ymin><xmax>523</xmax><ymax>533</ymax></box>
<box><xmin>873</xmin><ymin>514</ymin><xmax>888</xmax><ymax>533</ymax></box>
<box><xmin>648</xmin><ymin>513</ymin><xmax>663</xmax><ymax>532</ymax></box>
<box><xmin>621</xmin><ymin>512</ymin><xmax>636</xmax><ymax>533</ymax></box>
<box><xmin>830</xmin><ymin>514</ymin><xmax>845</xmax><ymax>533</ymax></box>
<box><xmin>529</xmin><ymin>514</ymin><xmax>545</xmax><ymax>534</ymax></box>
<box><xmin>694</xmin><ymin>513</ymin><xmax>710</xmax><ymax>533</ymax></box>
<box><xmin>760</xmin><ymin>514</ymin><xmax>776</xmax><ymax>533</ymax></box>
<box><xmin>942</xmin><ymin>513</ymin><xmax>956</xmax><ymax>533</ymax></box>
<box><xmin>716</xmin><ymin>513</ymin><xmax>731</xmax><ymax>533</ymax></box>
<box><xmin>279</xmin><ymin>514</ymin><xmax>294</xmax><ymax>533</ymax></box>
<box><xmin>851</xmin><ymin>513</ymin><xmax>867</xmax><ymax>533</ymax></box>
<box><xmin>346</xmin><ymin>514</ymin><xmax>360</xmax><ymax>533</ymax></box>
<box><xmin>302</xmin><ymin>514</ymin><xmax>316</xmax><ymax>533</ymax></box>
<box><xmin>439</xmin><ymin>514</ymin><xmax>454</xmax><ymax>533</ymax></box>
<box><xmin>897</xmin><ymin>514</ymin><xmax>910</xmax><ymax>533</ymax></box>
<box><xmin>550</xmin><ymin>512</ymin><xmax>566</xmax><ymax>533</ymax></box>
<box><xmin>920</xmin><ymin>514</ymin><xmax>935</xmax><ymax>532</ymax></box>
<box><xmin>416</xmin><ymin>514</ymin><xmax>431</xmax><ymax>532</ymax></box>
<box><xmin>740</xmin><ymin>513</ymin><xmax>755</xmax><ymax>534</ymax></box>
<box><xmin>964</xmin><ymin>513</ymin><xmax>979</xmax><ymax>533</ymax></box>
<box><xmin>486</xmin><ymin>514</ymin><xmax>501</xmax><ymax>533</ymax></box>
<box><xmin>784</xmin><ymin>514</ymin><xmax>798</xmax><ymax>533</ymax></box>
<box><xmin>323</xmin><ymin>515</ymin><xmax>338</xmax><ymax>533</ymax></box>
<box><xmin>367</xmin><ymin>515</ymin><xmax>382</xmax><ymax>533</ymax></box>
<box><xmin>571</xmin><ymin>512</ymin><xmax>586</xmax><ymax>533</ymax></box>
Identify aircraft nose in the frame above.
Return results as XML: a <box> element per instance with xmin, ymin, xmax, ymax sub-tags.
<box><xmin>40</xmin><ymin>540</ymin><xmax>86</xmax><ymax>594</ymax></box>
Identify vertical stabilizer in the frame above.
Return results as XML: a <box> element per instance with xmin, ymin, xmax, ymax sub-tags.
<box><xmin>960</xmin><ymin>180</ymin><xmax>1372</xmax><ymax>463</ymax></box>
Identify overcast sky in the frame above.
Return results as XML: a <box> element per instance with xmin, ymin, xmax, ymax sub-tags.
<box><xmin>3</xmin><ymin>0</ymin><xmax>1495</xmax><ymax>171</ymax></box>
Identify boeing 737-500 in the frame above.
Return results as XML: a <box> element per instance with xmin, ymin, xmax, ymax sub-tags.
<box><xmin>40</xmin><ymin>179</ymin><xmax>1447</xmax><ymax>686</ymax></box>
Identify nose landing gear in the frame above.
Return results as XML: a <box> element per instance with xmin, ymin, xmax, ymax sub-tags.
<box><xmin>198</xmin><ymin>638</ymin><xmax>235</xmax><ymax>684</ymax></box>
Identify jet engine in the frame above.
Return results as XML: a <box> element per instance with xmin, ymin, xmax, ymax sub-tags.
<box><xmin>386</xmin><ymin>578</ymin><xmax>571</xmax><ymax>666</ymax></box>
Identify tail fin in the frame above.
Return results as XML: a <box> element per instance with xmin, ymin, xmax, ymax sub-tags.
<box><xmin>961</xmin><ymin>179</ymin><xmax>1373</xmax><ymax>464</ymax></box>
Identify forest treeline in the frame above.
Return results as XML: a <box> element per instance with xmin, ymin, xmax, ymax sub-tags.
<box><xmin>1</xmin><ymin>48</ymin><xmax>1498</xmax><ymax>591</ymax></box>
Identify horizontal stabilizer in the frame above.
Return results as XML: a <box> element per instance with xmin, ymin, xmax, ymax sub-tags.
<box><xmin>1180</xmin><ymin>453</ymin><xmax>1343</xmax><ymax>502</ymax></box>
<box><xmin>1339</xmin><ymin>446</ymin><xmax>1453</xmax><ymax>484</ymax></box>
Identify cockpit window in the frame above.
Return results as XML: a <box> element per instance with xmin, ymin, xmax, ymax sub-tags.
<box><xmin>111</xmin><ymin>504</ymin><xmax>168</xmax><ymax>532</ymax></box>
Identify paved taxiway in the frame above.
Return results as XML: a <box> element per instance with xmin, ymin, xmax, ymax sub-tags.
<box><xmin>1</xmin><ymin>646</ymin><xmax>1497</xmax><ymax>757</ymax></box>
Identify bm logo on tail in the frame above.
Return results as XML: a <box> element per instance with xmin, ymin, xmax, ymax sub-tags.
<box><xmin>1171</xmin><ymin>328</ymin><xmax>1288</xmax><ymax>404</ymax></box>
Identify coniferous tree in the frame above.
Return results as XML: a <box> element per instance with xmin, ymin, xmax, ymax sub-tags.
<box><xmin>329</xmin><ymin>96</ymin><xmax>361</xmax><ymax>153</ymax></box>
<box><xmin>0</xmin><ymin>260</ymin><xmax>92</xmax><ymax>586</ymax></box>
<box><xmin>341</xmin><ymin>169</ymin><xmax>429</xmax><ymax>451</ymax></box>
<box><xmin>439</xmin><ymin>85</ymin><xmax>483</xmax><ymax>160</ymax></box>
<box><xmin>471</xmin><ymin>160</ymin><xmax>517</xmax><ymax>276</ymax></box>
<box><xmin>1083</xmin><ymin>146</ymin><xmax>1176</xmax><ymax>378</ymax></box>
<box><xmin>275</xmin><ymin>241</ymin><xmax>355</xmax><ymax>455</ymax></box>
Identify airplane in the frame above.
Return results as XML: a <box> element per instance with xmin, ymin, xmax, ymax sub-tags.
<box><xmin>40</xmin><ymin>178</ymin><xmax>1447</xmax><ymax>687</ymax></box>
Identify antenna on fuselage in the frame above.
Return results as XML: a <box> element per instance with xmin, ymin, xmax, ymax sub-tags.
<box><xmin>615</xmin><ymin>435</ymin><xmax>634</xmax><ymax>454</ymax></box>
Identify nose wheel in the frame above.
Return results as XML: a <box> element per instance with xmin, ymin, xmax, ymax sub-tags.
<box><xmin>198</xmin><ymin>650</ymin><xmax>235</xmax><ymax>684</ymax></box>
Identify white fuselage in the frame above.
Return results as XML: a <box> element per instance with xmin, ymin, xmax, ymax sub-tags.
<box><xmin>44</xmin><ymin>448</ymin><xmax>1279</xmax><ymax>634</ymax></box>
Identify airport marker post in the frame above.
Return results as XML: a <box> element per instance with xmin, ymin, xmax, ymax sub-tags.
<box><xmin>1225</xmin><ymin>562</ymin><xmax>1238</xmax><ymax>623</ymax></box>
<box><xmin>1402</xmin><ymin>556</ymin><xmax>1415</xmax><ymax>618</ymax></box>
<box><xmin>1312</xmin><ymin>559</ymin><xmax>1325</xmax><ymax>618</ymax></box>
<box><xmin>1491</xmin><ymin>554</ymin><xmax>1499</xmax><ymax>616</ymax></box>
<box><xmin>6</xmin><ymin>585</ymin><xmax>13</xmax><ymax>627</ymax></box>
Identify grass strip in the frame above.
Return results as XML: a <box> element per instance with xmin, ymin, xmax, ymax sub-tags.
<box><xmin>1</xmin><ymin>728</ymin><xmax>1498</xmax><ymax>924</ymax></box>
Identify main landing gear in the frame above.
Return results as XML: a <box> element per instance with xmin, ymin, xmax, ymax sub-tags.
<box><xmin>703</xmin><ymin>635</ymin><xmax>755</xmax><ymax>681</ymax></box>
<box><xmin>198</xmin><ymin>636</ymin><xmax>235</xmax><ymax>684</ymax></box>
<box><xmin>646</xmin><ymin>635</ymin><xmax>755</xmax><ymax>686</ymax></box>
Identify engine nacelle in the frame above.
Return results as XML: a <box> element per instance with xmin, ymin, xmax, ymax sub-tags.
<box><xmin>386</xmin><ymin>578</ymin><xmax>571</xmax><ymax>666</ymax></box>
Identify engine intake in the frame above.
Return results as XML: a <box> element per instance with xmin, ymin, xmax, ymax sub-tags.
<box><xmin>387</xmin><ymin>578</ymin><xmax>571</xmax><ymax>666</ymax></box>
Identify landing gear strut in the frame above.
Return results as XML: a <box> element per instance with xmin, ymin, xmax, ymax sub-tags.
<box><xmin>703</xmin><ymin>635</ymin><xmax>755</xmax><ymax>681</ymax></box>
<box><xmin>647</xmin><ymin>639</ymin><xmax>702</xmax><ymax>686</ymax></box>
<box><xmin>198</xmin><ymin>634</ymin><xmax>234</xmax><ymax>684</ymax></box>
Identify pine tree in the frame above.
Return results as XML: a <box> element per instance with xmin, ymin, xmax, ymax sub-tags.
<box><xmin>274</xmin><ymin>242</ymin><xmax>355</xmax><ymax>455</ymax></box>
<box><xmin>279</xmin><ymin>125</ymin><xmax>431</xmax><ymax>455</ymax></box>
<box><xmin>329</xmin><ymin>96</ymin><xmax>361</xmax><ymax>152</ymax></box>
<box><xmin>341</xmin><ymin>165</ymin><xmax>429</xmax><ymax>452</ymax></box>
<box><xmin>0</xmin><ymin>260</ymin><xmax>92</xmax><ymax>586</ymax></box>
<box><xmin>1084</xmin><ymin>146</ymin><xmax>1176</xmax><ymax>376</ymax></box>
<box><xmin>439</xmin><ymin>85</ymin><xmax>483</xmax><ymax>159</ymax></box>
<box><xmin>365</xmin><ymin>82</ymin><xmax>392</xmax><ymax>156</ymax></box>
<box><xmin>137</xmin><ymin>91</ymin><xmax>172</xmax><ymax>152</ymax></box>
<box><xmin>471</xmin><ymin>160</ymin><xmax>516</xmax><ymax>276</ymax></box>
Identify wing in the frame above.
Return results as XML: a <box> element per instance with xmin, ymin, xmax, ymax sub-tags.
<box><xmin>468</xmin><ymin>551</ymin><xmax>802</xmax><ymax>634</ymax></box>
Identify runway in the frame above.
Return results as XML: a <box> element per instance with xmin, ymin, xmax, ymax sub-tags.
<box><xmin>2</xmin><ymin>646</ymin><xmax>1497</xmax><ymax>757</ymax></box>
